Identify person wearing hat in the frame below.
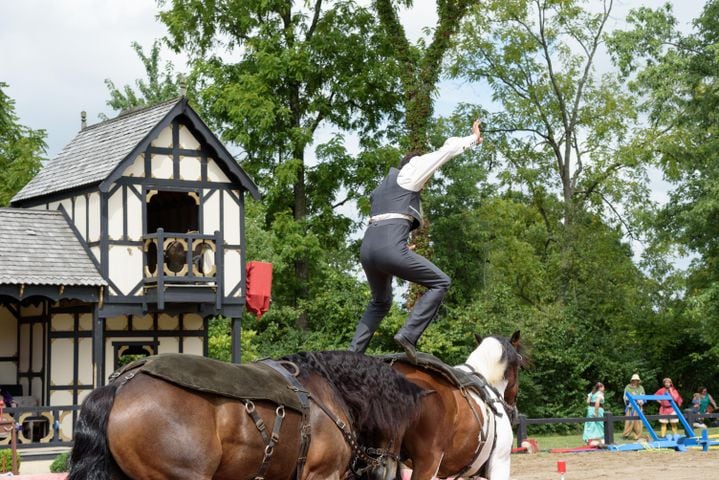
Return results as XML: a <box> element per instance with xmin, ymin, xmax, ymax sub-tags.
<box><xmin>655</xmin><ymin>377</ymin><xmax>683</xmax><ymax>437</ymax></box>
<box><xmin>622</xmin><ymin>374</ymin><xmax>646</xmax><ymax>439</ymax></box>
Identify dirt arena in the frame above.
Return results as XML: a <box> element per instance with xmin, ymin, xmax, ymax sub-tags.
<box><xmin>510</xmin><ymin>449</ymin><xmax>716</xmax><ymax>479</ymax></box>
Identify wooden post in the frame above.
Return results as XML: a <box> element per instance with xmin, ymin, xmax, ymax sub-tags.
<box><xmin>157</xmin><ymin>228</ymin><xmax>165</xmax><ymax>310</ymax></box>
<box><xmin>11</xmin><ymin>424</ymin><xmax>17</xmax><ymax>475</ymax></box>
<box><xmin>215</xmin><ymin>230</ymin><xmax>223</xmax><ymax>310</ymax></box>
<box><xmin>231</xmin><ymin>317</ymin><xmax>242</xmax><ymax>364</ymax></box>
<box><xmin>516</xmin><ymin>414</ymin><xmax>528</xmax><ymax>447</ymax></box>
<box><xmin>604</xmin><ymin>411</ymin><xmax>614</xmax><ymax>445</ymax></box>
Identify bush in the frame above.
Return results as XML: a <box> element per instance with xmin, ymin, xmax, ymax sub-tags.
<box><xmin>50</xmin><ymin>451</ymin><xmax>70</xmax><ymax>473</ymax></box>
<box><xmin>0</xmin><ymin>448</ymin><xmax>21</xmax><ymax>473</ymax></box>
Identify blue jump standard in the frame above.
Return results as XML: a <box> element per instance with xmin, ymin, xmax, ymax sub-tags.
<box><xmin>607</xmin><ymin>393</ymin><xmax>719</xmax><ymax>452</ymax></box>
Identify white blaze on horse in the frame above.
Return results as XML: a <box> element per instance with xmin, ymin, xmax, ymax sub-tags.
<box><xmin>391</xmin><ymin>331</ymin><xmax>524</xmax><ymax>480</ymax></box>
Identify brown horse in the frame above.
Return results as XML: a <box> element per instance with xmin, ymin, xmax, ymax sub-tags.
<box><xmin>69</xmin><ymin>351</ymin><xmax>423</xmax><ymax>480</ymax></box>
<box><xmin>393</xmin><ymin>331</ymin><xmax>524</xmax><ymax>480</ymax></box>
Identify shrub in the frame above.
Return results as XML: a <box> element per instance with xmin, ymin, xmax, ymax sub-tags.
<box><xmin>0</xmin><ymin>448</ymin><xmax>21</xmax><ymax>473</ymax></box>
<box><xmin>50</xmin><ymin>451</ymin><xmax>70</xmax><ymax>473</ymax></box>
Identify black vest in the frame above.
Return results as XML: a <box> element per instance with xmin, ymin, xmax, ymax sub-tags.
<box><xmin>370</xmin><ymin>168</ymin><xmax>422</xmax><ymax>230</ymax></box>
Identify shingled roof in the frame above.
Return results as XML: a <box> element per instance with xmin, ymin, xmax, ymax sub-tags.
<box><xmin>0</xmin><ymin>208</ymin><xmax>105</xmax><ymax>286</ymax></box>
<box><xmin>13</xmin><ymin>98</ymin><xmax>180</xmax><ymax>202</ymax></box>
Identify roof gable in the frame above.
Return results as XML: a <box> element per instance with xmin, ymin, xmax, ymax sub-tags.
<box><xmin>0</xmin><ymin>208</ymin><xmax>105</xmax><ymax>287</ymax></box>
<box><xmin>12</xmin><ymin>98</ymin><xmax>259</xmax><ymax>204</ymax></box>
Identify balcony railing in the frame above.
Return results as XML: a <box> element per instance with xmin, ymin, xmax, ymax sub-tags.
<box><xmin>142</xmin><ymin>228</ymin><xmax>223</xmax><ymax>309</ymax></box>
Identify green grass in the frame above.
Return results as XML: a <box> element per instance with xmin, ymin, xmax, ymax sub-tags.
<box><xmin>523</xmin><ymin>425</ymin><xmax>719</xmax><ymax>451</ymax></box>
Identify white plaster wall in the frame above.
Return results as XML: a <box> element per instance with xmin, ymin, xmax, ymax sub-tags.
<box><xmin>31</xmin><ymin>377</ymin><xmax>42</xmax><ymax>402</ymax></box>
<box><xmin>157</xmin><ymin>337</ymin><xmax>179</xmax><ymax>354</ymax></box>
<box><xmin>79</xmin><ymin>313</ymin><xmax>92</xmax><ymax>331</ymax></box>
<box><xmin>74</xmin><ymin>194</ymin><xmax>87</xmax><ymax>240</ymax></box>
<box><xmin>223</xmin><ymin>191</ymin><xmax>241</xmax><ymax>245</ymax></box>
<box><xmin>32</xmin><ymin>323</ymin><xmax>43</xmax><ymax>372</ymax></box>
<box><xmin>183</xmin><ymin>337</ymin><xmax>204</xmax><ymax>355</ymax></box>
<box><xmin>88</xmin><ymin>192</ymin><xmax>101</xmax><ymax>242</ymax></box>
<box><xmin>151</xmin><ymin>125</ymin><xmax>173</xmax><ymax>148</ymax></box>
<box><xmin>108</xmin><ymin>187</ymin><xmax>124</xmax><ymax>240</ymax></box>
<box><xmin>123</xmin><ymin>154</ymin><xmax>145</xmax><ymax>177</ymax></box>
<box><xmin>50</xmin><ymin>390</ymin><xmax>73</xmax><ymax>408</ymax></box>
<box><xmin>105</xmin><ymin>316</ymin><xmax>128</xmax><ymax>331</ymax></box>
<box><xmin>126</xmin><ymin>190</ymin><xmax>143</xmax><ymax>241</ymax></box>
<box><xmin>203</xmin><ymin>189</ymin><xmax>221</xmax><ymax>235</ymax></box>
<box><xmin>179</xmin><ymin>125</ymin><xmax>201</xmax><ymax>150</ymax></box>
<box><xmin>51</xmin><ymin>314</ymin><xmax>74</xmax><ymax>332</ymax></box>
<box><xmin>207</xmin><ymin>157</ymin><xmax>230</xmax><ymax>182</ymax></box>
<box><xmin>49</xmin><ymin>198</ymin><xmax>72</xmax><ymax>215</ymax></box>
<box><xmin>78</xmin><ymin>338</ymin><xmax>93</xmax><ymax>386</ymax></box>
<box><xmin>180</xmin><ymin>155</ymin><xmax>201</xmax><ymax>181</ymax></box>
<box><xmin>50</xmin><ymin>338</ymin><xmax>74</xmax><ymax>385</ymax></box>
<box><xmin>184</xmin><ymin>314</ymin><xmax>204</xmax><ymax>330</ymax></box>
<box><xmin>90</xmin><ymin>246</ymin><xmax>101</xmax><ymax>266</ymax></box>
<box><xmin>225</xmin><ymin>250</ymin><xmax>243</xmax><ymax>297</ymax></box>
<box><xmin>132</xmin><ymin>314</ymin><xmax>153</xmax><ymax>330</ymax></box>
<box><xmin>158</xmin><ymin>314</ymin><xmax>178</xmax><ymax>330</ymax></box>
<box><xmin>108</xmin><ymin>245</ymin><xmax>143</xmax><ymax>295</ymax></box>
<box><xmin>151</xmin><ymin>154</ymin><xmax>173</xmax><ymax>179</ymax></box>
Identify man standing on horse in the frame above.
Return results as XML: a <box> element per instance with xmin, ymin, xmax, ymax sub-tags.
<box><xmin>349</xmin><ymin>120</ymin><xmax>483</xmax><ymax>362</ymax></box>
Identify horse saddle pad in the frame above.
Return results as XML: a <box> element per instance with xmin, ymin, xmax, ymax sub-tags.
<box><xmin>383</xmin><ymin>352</ymin><xmax>490</xmax><ymax>397</ymax></box>
<box><xmin>123</xmin><ymin>354</ymin><xmax>304</xmax><ymax>412</ymax></box>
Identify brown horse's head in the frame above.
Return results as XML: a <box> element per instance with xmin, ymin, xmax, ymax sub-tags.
<box><xmin>470</xmin><ymin>330</ymin><xmax>525</xmax><ymax>409</ymax></box>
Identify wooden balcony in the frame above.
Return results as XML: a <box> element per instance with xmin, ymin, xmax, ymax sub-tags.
<box><xmin>142</xmin><ymin>228</ymin><xmax>223</xmax><ymax>309</ymax></box>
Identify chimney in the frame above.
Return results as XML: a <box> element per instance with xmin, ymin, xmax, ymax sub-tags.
<box><xmin>81</xmin><ymin>111</ymin><xmax>87</xmax><ymax>129</ymax></box>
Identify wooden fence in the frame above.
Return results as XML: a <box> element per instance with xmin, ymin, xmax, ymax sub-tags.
<box><xmin>515</xmin><ymin>411</ymin><xmax>719</xmax><ymax>447</ymax></box>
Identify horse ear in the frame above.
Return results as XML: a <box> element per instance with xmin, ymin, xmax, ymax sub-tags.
<box><xmin>474</xmin><ymin>333</ymin><xmax>483</xmax><ymax>346</ymax></box>
<box><xmin>510</xmin><ymin>330</ymin><xmax>521</xmax><ymax>347</ymax></box>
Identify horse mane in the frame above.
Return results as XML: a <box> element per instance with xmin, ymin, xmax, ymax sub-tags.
<box><xmin>283</xmin><ymin>351</ymin><xmax>423</xmax><ymax>436</ymax></box>
<box><xmin>467</xmin><ymin>335</ymin><xmax>526</xmax><ymax>386</ymax></box>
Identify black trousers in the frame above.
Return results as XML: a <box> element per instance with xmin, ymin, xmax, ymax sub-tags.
<box><xmin>349</xmin><ymin>219</ymin><xmax>451</xmax><ymax>353</ymax></box>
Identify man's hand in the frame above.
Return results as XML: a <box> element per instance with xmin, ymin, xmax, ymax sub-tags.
<box><xmin>472</xmin><ymin>119</ymin><xmax>483</xmax><ymax>144</ymax></box>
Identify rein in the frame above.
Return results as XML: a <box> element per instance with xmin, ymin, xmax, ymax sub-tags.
<box><xmin>305</xmin><ymin>385</ymin><xmax>398</xmax><ymax>476</ymax></box>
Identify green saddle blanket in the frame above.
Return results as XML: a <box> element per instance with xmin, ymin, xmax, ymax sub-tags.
<box><xmin>116</xmin><ymin>354</ymin><xmax>304</xmax><ymax>412</ymax></box>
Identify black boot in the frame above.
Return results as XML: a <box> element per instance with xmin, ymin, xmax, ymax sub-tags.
<box><xmin>394</xmin><ymin>333</ymin><xmax>417</xmax><ymax>364</ymax></box>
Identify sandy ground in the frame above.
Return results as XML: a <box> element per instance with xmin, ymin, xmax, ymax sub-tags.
<box><xmin>510</xmin><ymin>450</ymin><xmax>717</xmax><ymax>479</ymax></box>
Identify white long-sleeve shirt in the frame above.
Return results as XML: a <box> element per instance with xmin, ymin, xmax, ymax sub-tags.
<box><xmin>397</xmin><ymin>134</ymin><xmax>479</xmax><ymax>191</ymax></box>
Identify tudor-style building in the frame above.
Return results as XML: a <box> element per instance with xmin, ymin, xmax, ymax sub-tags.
<box><xmin>0</xmin><ymin>97</ymin><xmax>259</xmax><ymax>447</ymax></box>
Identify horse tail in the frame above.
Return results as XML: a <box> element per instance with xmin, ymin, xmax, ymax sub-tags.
<box><xmin>69</xmin><ymin>383</ymin><xmax>125</xmax><ymax>480</ymax></box>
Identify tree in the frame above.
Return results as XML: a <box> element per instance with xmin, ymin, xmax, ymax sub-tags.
<box><xmin>0</xmin><ymin>83</ymin><xmax>46</xmax><ymax>206</ymax></box>
<box><xmin>448</xmin><ymin>0</ymin><xmax>649</xmax><ymax>295</ymax></box>
<box><xmin>372</xmin><ymin>0</ymin><xmax>476</xmax><ymax>152</ymax></box>
<box><xmin>158</xmin><ymin>0</ymin><xmax>403</xmax><ymax>329</ymax></box>
<box><xmin>104</xmin><ymin>40</ymin><xmax>181</xmax><ymax>115</ymax></box>
<box><xmin>608</xmin><ymin>0</ymin><xmax>719</xmax><ymax>387</ymax></box>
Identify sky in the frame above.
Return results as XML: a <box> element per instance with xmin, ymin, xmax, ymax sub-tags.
<box><xmin>1</xmin><ymin>0</ymin><xmax>706</xmax><ymax>160</ymax></box>
<box><xmin>1</xmin><ymin>0</ymin><xmax>707</xmax><ymax>285</ymax></box>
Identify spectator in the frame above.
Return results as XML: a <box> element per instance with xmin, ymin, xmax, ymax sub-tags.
<box><xmin>655</xmin><ymin>377</ymin><xmax>682</xmax><ymax>437</ymax></box>
<box><xmin>583</xmin><ymin>382</ymin><xmax>605</xmax><ymax>446</ymax></box>
<box><xmin>0</xmin><ymin>388</ymin><xmax>16</xmax><ymax>409</ymax></box>
<box><xmin>690</xmin><ymin>386</ymin><xmax>717</xmax><ymax>429</ymax></box>
<box><xmin>622</xmin><ymin>373</ymin><xmax>646</xmax><ymax>440</ymax></box>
